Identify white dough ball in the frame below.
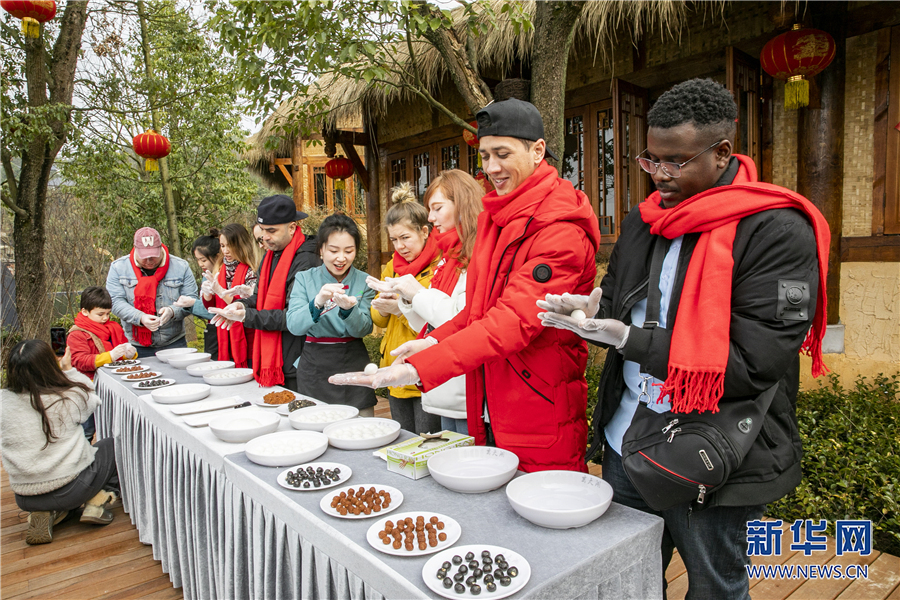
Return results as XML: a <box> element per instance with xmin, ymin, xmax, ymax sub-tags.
<box><xmin>364</xmin><ymin>363</ymin><xmax>378</xmax><ymax>376</ymax></box>
<box><xmin>570</xmin><ymin>309</ymin><xmax>587</xmax><ymax>321</ymax></box>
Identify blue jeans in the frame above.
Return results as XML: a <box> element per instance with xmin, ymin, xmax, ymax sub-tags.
<box><xmin>602</xmin><ymin>448</ymin><xmax>764</xmax><ymax>600</ymax></box>
<box><xmin>440</xmin><ymin>416</ymin><xmax>468</xmax><ymax>435</ymax></box>
<box><xmin>134</xmin><ymin>336</ymin><xmax>187</xmax><ymax>359</ymax></box>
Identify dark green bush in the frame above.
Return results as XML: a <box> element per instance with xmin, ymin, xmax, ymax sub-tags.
<box><xmin>768</xmin><ymin>373</ymin><xmax>900</xmax><ymax>556</ymax></box>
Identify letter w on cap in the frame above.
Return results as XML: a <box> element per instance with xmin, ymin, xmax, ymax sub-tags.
<box><xmin>142</xmin><ymin>236</ymin><xmax>155</xmax><ymax>247</ymax></box>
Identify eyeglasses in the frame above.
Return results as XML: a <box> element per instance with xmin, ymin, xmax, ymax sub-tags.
<box><xmin>635</xmin><ymin>140</ymin><xmax>726</xmax><ymax>179</ymax></box>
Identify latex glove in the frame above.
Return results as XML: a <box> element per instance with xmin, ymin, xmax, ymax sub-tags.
<box><xmin>201</xmin><ymin>270</ymin><xmax>226</xmax><ymax>299</ymax></box>
<box><xmin>536</xmin><ymin>287</ymin><xmax>603</xmax><ymax>319</ymax></box>
<box><xmin>332</xmin><ymin>292</ymin><xmax>358</xmax><ymax>310</ymax></box>
<box><xmin>209</xmin><ymin>304</ymin><xmax>246</xmax><ymax>329</ymax></box>
<box><xmin>388</xmin><ymin>274</ymin><xmax>426</xmax><ymax>302</ymax></box>
<box><xmin>365</xmin><ymin>275</ymin><xmax>394</xmax><ymax>294</ymax></box>
<box><xmin>140</xmin><ymin>314</ymin><xmax>161</xmax><ymax>331</ymax></box>
<box><xmin>123</xmin><ymin>344</ymin><xmax>137</xmax><ymax>358</ymax></box>
<box><xmin>173</xmin><ymin>295</ymin><xmax>196</xmax><ymax>308</ymax></box>
<box><xmin>225</xmin><ymin>283</ymin><xmax>254</xmax><ymax>299</ymax></box>
<box><xmin>110</xmin><ymin>343</ymin><xmax>129</xmax><ymax>361</ymax></box>
<box><xmin>390</xmin><ymin>336</ymin><xmax>437</xmax><ymax>363</ymax></box>
<box><xmin>329</xmin><ymin>363</ymin><xmax>420</xmax><ymax>389</ymax></box>
<box><xmin>158</xmin><ymin>306</ymin><xmax>175</xmax><ymax>326</ymax></box>
<box><xmin>58</xmin><ymin>347</ymin><xmax>72</xmax><ymax>371</ymax></box>
<box><xmin>538</xmin><ymin>310</ymin><xmax>629</xmax><ymax>348</ymax></box>
<box><xmin>371</xmin><ymin>292</ymin><xmax>401</xmax><ymax>317</ymax></box>
<box><xmin>314</xmin><ymin>283</ymin><xmax>346</xmax><ymax>309</ymax></box>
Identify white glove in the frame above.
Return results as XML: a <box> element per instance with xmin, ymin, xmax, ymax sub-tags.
<box><xmin>372</xmin><ymin>292</ymin><xmax>402</xmax><ymax>317</ymax></box>
<box><xmin>201</xmin><ymin>270</ymin><xmax>226</xmax><ymax>299</ymax></box>
<box><xmin>390</xmin><ymin>336</ymin><xmax>437</xmax><ymax>363</ymax></box>
<box><xmin>329</xmin><ymin>363</ymin><xmax>420</xmax><ymax>389</ymax></box>
<box><xmin>173</xmin><ymin>295</ymin><xmax>197</xmax><ymax>308</ymax></box>
<box><xmin>123</xmin><ymin>344</ymin><xmax>137</xmax><ymax>358</ymax></box>
<box><xmin>225</xmin><ymin>283</ymin><xmax>254</xmax><ymax>299</ymax></box>
<box><xmin>140</xmin><ymin>314</ymin><xmax>161</xmax><ymax>331</ymax></box>
<box><xmin>208</xmin><ymin>304</ymin><xmax>246</xmax><ymax>329</ymax></box>
<box><xmin>388</xmin><ymin>274</ymin><xmax>426</xmax><ymax>302</ymax></box>
<box><xmin>536</xmin><ymin>287</ymin><xmax>603</xmax><ymax>319</ymax></box>
<box><xmin>158</xmin><ymin>306</ymin><xmax>175</xmax><ymax>326</ymax></box>
<box><xmin>314</xmin><ymin>283</ymin><xmax>346</xmax><ymax>309</ymax></box>
<box><xmin>365</xmin><ymin>276</ymin><xmax>394</xmax><ymax>294</ymax></box>
<box><xmin>538</xmin><ymin>310</ymin><xmax>629</xmax><ymax>348</ymax></box>
<box><xmin>332</xmin><ymin>292</ymin><xmax>358</xmax><ymax>310</ymax></box>
<box><xmin>110</xmin><ymin>343</ymin><xmax>129</xmax><ymax>361</ymax></box>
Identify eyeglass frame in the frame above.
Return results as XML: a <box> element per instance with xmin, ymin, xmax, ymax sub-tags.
<box><xmin>634</xmin><ymin>139</ymin><xmax>727</xmax><ymax>179</ymax></box>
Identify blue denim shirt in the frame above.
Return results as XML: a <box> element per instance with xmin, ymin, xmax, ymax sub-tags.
<box><xmin>106</xmin><ymin>252</ymin><xmax>200</xmax><ymax>348</ymax></box>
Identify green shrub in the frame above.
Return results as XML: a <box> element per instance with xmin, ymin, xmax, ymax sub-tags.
<box><xmin>363</xmin><ymin>333</ymin><xmax>388</xmax><ymax>397</ymax></box>
<box><xmin>767</xmin><ymin>373</ymin><xmax>900</xmax><ymax>556</ymax></box>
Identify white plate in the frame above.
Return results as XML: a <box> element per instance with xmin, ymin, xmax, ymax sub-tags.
<box><xmin>187</xmin><ymin>360</ymin><xmax>235</xmax><ymax>377</ymax></box>
<box><xmin>421</xmin><ymin>544</ymin><xmax>531</xmax><ymax>600</ymax></box>
<box><xmin>209</xmin><ymin>409</ymin><xmax>280</xmax><ymax>443</ymax></box>
<box><xmin>122</xmin><ymin>370</ymin><xmax>163</xmax><ymax>383</ymax></box>
<box><xmin>132</xmin><ymin>378</ymin><xmax>175</xmax><ymax>390</ymax></box>
<box><xmin>276</xmin><ymin>462</ymin><xmax>352</xmax><ymax>492</ymax></box>
<box><xmin>245</xmin><ymin>431</ymin><xmax>329</xmax><ymax>467</ymax></box>
<box><xmin>155</xmin><ymin>347</ymin><xmax>197</xmax><ymax>363</ymax></box>
<box><xmin>113</xmin><ymin>365</ymin><xmax>151</xmax><ymax>375</ymax></box>
<box><xmin>275</xmin><ymin>396</ymin><xmax>323</xmax><ymax>416</ymax></box>
<box><xmin>323</xmin><ymin>418</ymin><xmax>401</xmax><ymax>450</ymax></box>
<box><xmin>428</xmin><ymin>446</ymin><xmax>519</xmax><ymax>494</ymax></box>
<box><xmin>288</xmin><ymin>405</ymin><xmax>358</xmax><ymax>432</ymax></box>
<box><xmin>103</xmin><ymin>360</ymin><xmax>141</xmax><ymax>369</ymax></box>
<box><xmin>168</xmin><ymin>352</ymin><xmax>212</xmax><ymax>369</ymax></box>
<box><xmin>250</xmin><ymin>390</ymin><xmax>298</xmax><ymax>409</ymax></box>
<box><xmin>203</xmin><ymin>368</ymin><xmax>255</xmax><ymax>386</ymax></box>
<box><xmin>366</xmin><ymin>512</ymin><xmax>460</xmax><ymax>557</ymax></box>
<box><xmin>149</xmin><ymin>383</ymin><xmax>211</xmax><ymax>405</ymax></box>
<box><xmin>505</xmin><ymin>470</ymin><xmax>612</xmax><ymax>529</ymax></box>
<box><xmin>318</xmin><ymin>484</ymin><xmax>403</xmax><ymax>519</ymax></box>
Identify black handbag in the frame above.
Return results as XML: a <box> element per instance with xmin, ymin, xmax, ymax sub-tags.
<box><xmin>620</xmin><ymin>238</ymin><xmax>776</xmax><ymax>511</ymax></box>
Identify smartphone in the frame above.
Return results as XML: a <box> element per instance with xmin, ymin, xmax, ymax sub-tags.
<box><xmin>50</xmin><ymin>327</ymin><xmax>67</xmax><ymax>357</ymax></box>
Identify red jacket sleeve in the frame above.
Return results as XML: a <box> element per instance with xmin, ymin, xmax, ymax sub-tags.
<box><xmin>67</xmin><ymin>330</ymin><xmax>100</xmax><ymax>376</ymax></box>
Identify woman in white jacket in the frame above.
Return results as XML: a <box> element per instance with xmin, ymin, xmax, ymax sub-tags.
<box><xmin>393</xmin><ymin>170</ymin><xmax>485</xmax><ymax>434</ymax></box>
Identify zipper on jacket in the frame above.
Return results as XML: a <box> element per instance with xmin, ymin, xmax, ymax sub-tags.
<box><xmin>618</xmin><ymin>277</ymin><xmax>649</xmax><ymax>321</ymax></box>
<box><xmin>506</xmin><ymin>358</ymin><xmax>554</xmax><ymax>404</ymax></box>
<box><xmin>488</xmin><ymin>217</ymin><xmax>535</xmax><ymax>299</ymax></box>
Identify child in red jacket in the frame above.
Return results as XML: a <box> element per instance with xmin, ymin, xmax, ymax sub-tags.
<box><xmin>67</xmin><ymin>287</ymin><xmax>136</xmax><ymax>439</ymax></box>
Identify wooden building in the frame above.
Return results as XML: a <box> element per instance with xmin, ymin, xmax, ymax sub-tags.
<box><xmin>247</xmin><ymin>1</ymin><xmax>900</xmax><ymax>385</ymax></box>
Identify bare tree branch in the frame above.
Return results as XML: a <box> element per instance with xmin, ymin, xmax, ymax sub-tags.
<box><xmin>1</xmin><ymin>149</ymin><xmax>19</xmax><ymax>203</ymax></box>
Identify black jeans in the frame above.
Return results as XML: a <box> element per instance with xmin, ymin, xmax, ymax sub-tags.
<box><xmin>388</xmin><ymin>394</ymin><xmax>442</xmax><ymax>435</ymax></box>
<box><xmin>15</xmin><ymin>438</ymin><xmax>120</xmax><ymax>513</ymax></box>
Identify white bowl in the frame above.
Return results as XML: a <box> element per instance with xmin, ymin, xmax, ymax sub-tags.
<box><xmin>155</xmin><ymin>347</ymin><xmax>197</xmax><ymax>363</ymax></box>
<box><xmin>187</xmin><ymin>361</ymin><xmax>235</xmax><ymax>377</ymax></box>
<box><xmin>150</xmin><ymin>383</ymin><xmax>211</xmax><ymax>405</ymax></box>
<box><xmin>288</xmin><ymin>405</ymin><xmax>359</xmax><ymax>432</ymax></box>
<box><xmin>203</xmin><ymin>368</ymin><xmax>255</xmax><ymax>386</ymax></box>
<box><xmin>323</xmin><ymin>418</ymin><xmax>401</xmax><ymax>450</ymax></box>
<box><xmin>505</xmin><ymin>470</ymin><xmax>613</xmax><ymax>529</ymax></box>
<box><xmin>168</xmin><ymin>352</ymin><xmax>212</xmax><ymax>369</ymax></box>
<box><xmin>209</xmin><ymin>409</ymin><xmax>280</xmax><ymax>443</ymax></box>
<box><xmin>245</xmin><ymin>431</ymin><xmax>329</xmax><ymax>467</ymax></box>
<box><xmin>428</xmin><ymin>446</ymin><xmax>519</xmax><ymax>494</ymax></box>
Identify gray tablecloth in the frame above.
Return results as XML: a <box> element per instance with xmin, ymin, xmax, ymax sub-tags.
<box><xmin>95</xmin><ymin>357</ymin><xmax>664</xmax><ymax>600</ymax></box>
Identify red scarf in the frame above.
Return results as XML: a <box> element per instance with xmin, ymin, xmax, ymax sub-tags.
<box><xmin>216</xmin><ymin>262</ymin><xmax>251</xmax><ymax>368</ymax></box>
<box><xmin>392</xmin><ymin>234</ymin><xmax>439</xmax><ymax>277</ymax></box>
<box><xmin>73</xmin><ymin>312</ymin><xmax>128</xmax><ymax>351</ymax></box>
<box><xmin>429</xmin><ymin>228</ymin><xmax>463</xmax><ymax>295</ymax></box>
<box><xmin>638</xmin><ymin>155</ymin><xmax>830</xmax><ymax>414</ymax></box>
<box><xmin>129</xmin><ymin>245</ymin><xmax>170</xmax><ymax>346</ymax></box>
<box><xmin>252</xmin><ymin>228</ymin><xmax>305</xmax><ymax>386</ymax></box>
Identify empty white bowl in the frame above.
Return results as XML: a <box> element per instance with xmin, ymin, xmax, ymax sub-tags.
<box><xmin>150</xmin><ymin>383</ymin><xmax>211</xmax><ymax>404</ymax></box>
<box><xmin>245</xmin><ymin>431</ymin><xmax>329</xmax><ymax>467</ymax></box>
<box><xmin>288</xmin><ymin>405</ymin><xmax>358</xmax><ymax>432</ymax></box>
<box><xmin>505</xmin><ymin>470</ymin><xmax>613</xmax><ymax>529</ymax></box>
<box><xmin>203</xmin><ymin>368</ymin><xmax>255</xmax><ymax>386</ymax></box>
<box><xmin>209</xmin><ymin>409</ymin><xmax>280</xmax><ymax>443</ymax></box>
<box><xmin>168</xmin><ymin>352</ymin><xmax>211</xmax><ymax>369</ymax></box>
<box><xmin>187</xmin><ymin>360</ymin><xmax>235</xmax><ymax>376</ymax></box>
<box><xmin>428</xmin><ymin>446</ymin><xmax>519</xmax><ymax>493</ymax></box>
<box><xmin>155</xmin><ymin>347</ymin><xmax>197</xmax><ymax>363</ymax></box>
<box><xmin>323</xmin><ymin>418</ymin><xmax>401</xmax><ymax>450</ymax></box>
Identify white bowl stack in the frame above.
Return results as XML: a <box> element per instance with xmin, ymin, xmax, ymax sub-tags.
<box><xmin>155</xmin><ymin>347</ymin><xmax>197</xmax><ymax>363</ymax></box>
<box><xmin>168</xmin><ymin>352</ymin><xmax>212</xmax><ymax>369</ymax></box>
<box><xmin>427</xmin><ymin>446</ymin><xmax>519</xmax><ymax>493</ymax></box>
<box><xmin>505</xmin><ymin>470</ymin><xmax>613</xmax><ymax>529</ymax></box>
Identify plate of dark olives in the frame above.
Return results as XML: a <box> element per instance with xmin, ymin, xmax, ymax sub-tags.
<box><xmin>422</xmin><ymin>545</ymin><xmax>530</xmax><ymax>599</ymax></box>
<box><xmin>132</xmin><ymin>378</ymin><xmax>175</xmax><ymax>390</ymax></box>
<box><xmin>276</xmin><ymin>462</ymin><xmax>351</xmax><ymax>491</ymax></box>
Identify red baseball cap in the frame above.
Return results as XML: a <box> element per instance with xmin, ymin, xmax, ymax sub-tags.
<box><xmin>133</xmin><ymin>227</ymin><xmax>162</xmax><ymax>259</ymax></box>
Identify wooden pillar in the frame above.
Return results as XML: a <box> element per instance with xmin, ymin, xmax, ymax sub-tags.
<box><xmin>364</xmin><ymin>136</ymin><xmax>382</xmax><ymax>277</ymax></box>
<box><xmin>797</xmin><ymin>1</ymin><xmax>846</xmax><ymax>326</ymax></box>
<box><xmin>291</xmin><ymin>136</ymin><xmax>304</xmax><ymax>211</ymax></box>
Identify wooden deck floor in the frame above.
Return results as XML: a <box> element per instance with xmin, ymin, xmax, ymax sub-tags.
<box><xmin>2</xmin><ymin>396</ymin><xmax>897</xmax><ymax>599</ymax></box>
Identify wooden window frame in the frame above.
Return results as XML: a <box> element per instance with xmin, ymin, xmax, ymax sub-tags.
<box><xmin>306</xmin><ymin>157</ymin><xmax>367</xmax><ymax>220</ymax></box>
<box><xmin>387</xmin><ymin>136</ymin><xmax>474</xmax><ymax>195</ymax></box>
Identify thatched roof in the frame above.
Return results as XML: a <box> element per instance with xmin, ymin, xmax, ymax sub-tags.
<box><xmin>245</xmin><ymin>0</ymin><xmax>721</xmax><ymax>185</ymax></box>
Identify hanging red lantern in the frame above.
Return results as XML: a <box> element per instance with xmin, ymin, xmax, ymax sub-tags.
<box><xmin>760</xmin><ymin>24</ymin><xmax>836</xmax><ymax>110</ymax></box>
<box><xmin>325</xmin><ymin>155</ymin><xmax>354</xmax><ymax>190</ymax></box>
<box><xmin>462</xmin><ymin>121</ymin><xmax>479</xmax><ymax>147</ymax></box>
<box><xmin>132</xmin><ymin>129</ymin><xmax>171</xmax><ymax>172</ymax></box>
<box><xmin>474</xmin><ymin>171</ymin><xmax>493</xmax><ymax>194</ymax></box>
<box><xmin>1</xmin><ymin>0</ymin><xmax>56</xmax><ymax>38</ymax></box>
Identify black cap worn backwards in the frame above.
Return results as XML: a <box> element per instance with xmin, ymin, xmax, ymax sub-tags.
<box><xmin>256</xmin><ymin>195</ymin><xmax>309</xmax><ymax>225</ymax></box>
<box><xmin>475</xmin><ymin>98</ymin><xmax>559</xmax><ymax>161</ymax></box>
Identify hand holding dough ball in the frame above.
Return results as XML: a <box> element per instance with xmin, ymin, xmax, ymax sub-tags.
<box><xmin>570</xmin><ymin>309</ymin><xmax>587</xmax><ymax>321</ymax></box>
<box><xmin>364</xmin><ymin>363</ymin><xmax>379</xmax><ymax>376</ymax></box>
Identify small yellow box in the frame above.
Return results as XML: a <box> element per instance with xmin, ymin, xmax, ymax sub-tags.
<box><xmin>385</xmin><ymin>431</ymin><xmax>475</xmax><ymax>480</ymax></box>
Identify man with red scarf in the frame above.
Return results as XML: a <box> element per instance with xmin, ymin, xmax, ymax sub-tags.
<box><xmin>209</xmin><ymin>195</ymin><xmax>320</xmax><ymax>391</ymax></box>
<box><xmin>539</xmin><ymin>79</ymin><xmax>829</xmax><ymax>600</ymax></box>
<box><xmin>331</xmin><ymin>99</ymin><xmax>601</xmax><ymax>473</ymax></box>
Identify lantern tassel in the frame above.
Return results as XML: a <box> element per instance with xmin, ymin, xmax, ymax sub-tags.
<box><xmin>145</xmin><ymin>158</ymin><xmax>159</xmax><ymax>172</ymax></box>
<box><xmin>785</xmin><ymin>75</ymin><xmax>809</xmax><ymax>110</ymax></box>
<box><xmin>335</xmin><ymin>179</ymin><xmax>345</xmax><ymax>191</ymax></box>
<box><xmin>22</xmin><ymin>17</ymin><xmax>40</xmax><ymax>38</ymax></box>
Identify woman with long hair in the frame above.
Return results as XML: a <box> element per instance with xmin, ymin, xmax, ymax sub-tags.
<box><xmin>172</xmin><ymin>229</ymin><xmax>223</xmax><ymax>359</ymax></box>
<box><xmin>1</xmin><ymin>341</ymin><xmax>120</xmax><ymax>544</ymax></box>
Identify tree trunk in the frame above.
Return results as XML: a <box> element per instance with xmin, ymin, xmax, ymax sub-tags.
<box><xmin>531</xmin><ymin>1</ymin><xmax>584</xmax><ymax>173</ymax></box>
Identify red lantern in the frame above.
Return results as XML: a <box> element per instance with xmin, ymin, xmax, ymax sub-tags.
<box><xmin>1</xmin><ymin>0</ymin><xmax>56</xmax><ymax>38</ymax></box>
<box><xmin>325</xmin><ymin>156</ymin><xmax>354</xmax><ymax>190</ymax></box>
<box><xmin>760</xmin><ymin>25</ymin><xmax>836</xmax><ymax>110</ymax></box>
<box><xmin>474</xmin><ymin>171</ymin><xmax>493</xmax><ymax>194</ymax></box>
<box><xmin>462</xmin><ymin>121</ymin><xmax>479</xmax><ymax>147</ymax></box>
<box><xmin>132</xmin><ymin>129</ymin><xmax>171</xmax><ymax>172</ymax></box>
